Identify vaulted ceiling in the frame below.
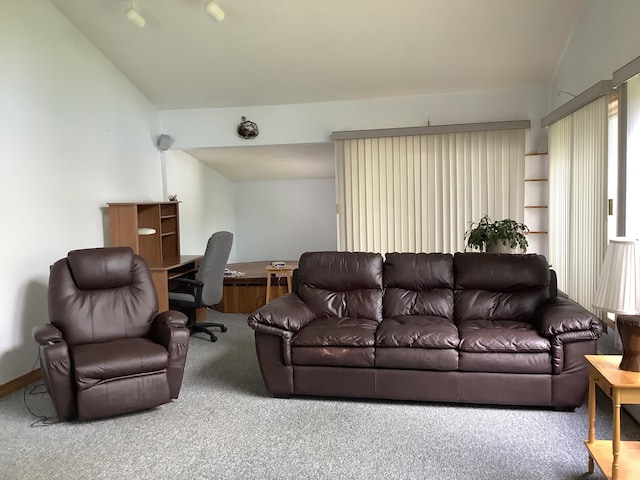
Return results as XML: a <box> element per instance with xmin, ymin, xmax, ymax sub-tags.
<box><xmin>50</xmin><ymin>0</ymin><xmax>584</xmax><ymax>180</ymax></box>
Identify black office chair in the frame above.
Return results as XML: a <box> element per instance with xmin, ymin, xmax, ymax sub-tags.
<box><xmin>168</xmin><ymin>231</ymin><xmax>233</xmax><ymax>342</ymax></box>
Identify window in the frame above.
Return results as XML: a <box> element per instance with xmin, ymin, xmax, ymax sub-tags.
<box><xmin>333</xmin><ymin>124</ymin><xmax>528</xmax><ymax>254</ymax></box>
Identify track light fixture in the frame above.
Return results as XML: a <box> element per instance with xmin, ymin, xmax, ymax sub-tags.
<box><xmin>125</xmin><ymin>2</ymin><xmax>146</xmax><ymax>28</ymax></box>
<box><xmin>205</xmin><ymin>1</ymin><xmax>225</xmax><ymax>22</ymax></box>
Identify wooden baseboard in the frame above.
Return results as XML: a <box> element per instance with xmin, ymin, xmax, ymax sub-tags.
<box><xmin>0</xmin><ymin>369</ymin><xmax>42</xmax><ymax>398</ymax></box>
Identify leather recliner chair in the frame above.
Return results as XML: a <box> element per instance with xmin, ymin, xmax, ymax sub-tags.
<box><xmin>32</xmin><ymin>247</ymin><xmax>190</xmax><ymax>421</ymax></box>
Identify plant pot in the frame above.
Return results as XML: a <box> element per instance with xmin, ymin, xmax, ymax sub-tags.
<box><xmin>486</xmin><ymin>241</ymin><xmax>518</xmax><ymax>254</ymax></box>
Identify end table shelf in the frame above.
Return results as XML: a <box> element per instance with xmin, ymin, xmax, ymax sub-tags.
<box><xmin>585</xmin><ymin>355</ymin><xmax>640</xmax><ymax>479</ymax></box>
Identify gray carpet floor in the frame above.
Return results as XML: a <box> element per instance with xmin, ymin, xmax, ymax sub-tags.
<box><xmin>2</xmin><ymin>311</ymin><xmax>639</xmax><ymax>480</ymax></box>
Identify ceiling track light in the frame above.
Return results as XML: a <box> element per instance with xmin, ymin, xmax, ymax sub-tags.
<box><xmin>205</xmin><ymin>1</ymin><xmax>225</xmax><ymax>22</ymax></box>
<box><xmin>125</xmin><ymin>3</ymin><xmax>146</xmax><ymax>28</ymax></box>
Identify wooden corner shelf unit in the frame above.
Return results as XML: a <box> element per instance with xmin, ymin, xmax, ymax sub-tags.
<box><xmin>107</xmin><ymin>202</ymin><xmax>181</xmax><ymax>267</ymax></box>
<box><xmin>524</xmin><ymin>153</ymin><xmax>549</xmax><ymax>256</ymax></box>
<box><xmin>108</xmin><ymin>202</ymin><xmax>197</xmax><ymax>312</ymax></box>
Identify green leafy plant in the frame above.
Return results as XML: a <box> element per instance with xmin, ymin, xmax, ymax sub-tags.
<box><xmin>464</xmin><ymin>215</ymin><xmax>529</xmax><ymax>253</ymax></box>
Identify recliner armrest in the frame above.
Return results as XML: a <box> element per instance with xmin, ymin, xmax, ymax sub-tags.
<box><xmin>150</xmin><ymin>310</ymin><xmax>189</xmax><ymax>350</ymax></box>
<box><xmin>247</xmin><ymin>293</ymin><xmax>315</xmax><ymax>333</ymax></box>
<box><xmin>533</xmin><ymin>297</ymin><xmax>604</xmax><ymax>339</ymax></box>
<box><xmin>32</xmin><ymin>323</ymin><xmax>64</xmax><ymax>345</ymax></box>
<box><xmin>150</xmin><ymin>310</ymin><xmax>190</xmax><ymax>400</ymax></box>
<box><xmin>34</xmin><ymin>332</ymin><xmax>76</xmax><ymax>420</ymax></box>
<box><xmin>154</xmin><ymin>310</ymin><xmax>189</xmax><ymax>328</ymax></box>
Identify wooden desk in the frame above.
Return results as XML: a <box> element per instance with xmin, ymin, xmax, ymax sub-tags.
<box><xmin>216</xmin><ymin>261</ymin><xmax>298</xmax><ymax>314</ymax></box>
<box><xmin>149</xmin><ymin>255</ymin><xmax>202</xmax><ymax>312</ymax></box>
<box><xmin>585</xmin><ymin>355</ymin><xmax>640</xmax><ymax>480</ymax></box>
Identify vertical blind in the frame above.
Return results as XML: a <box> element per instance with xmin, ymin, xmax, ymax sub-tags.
<box><xmin>626</xmin><ymin>74</ymin><xmax>640</xmax><ymax>238</ymax></box>
<box><xmin>335</xmin><ymin>129</ymin><xmax>525</xmax><ymax>254</ymax></box>
<box><xmin>548</xmin><ymin>96</ymin><xmax>608</xmax><ymax>311</ymax></box>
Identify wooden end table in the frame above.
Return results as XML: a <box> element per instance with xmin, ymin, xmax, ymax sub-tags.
<box><xmin>265</xmin><ymin>265</ymin><xmax>294</xmax><ymax>304</ymax></box>
<box><xmin>585</xmin><ymin>354</ymin><xmax>640</xmax><ymax>479</ymax></box>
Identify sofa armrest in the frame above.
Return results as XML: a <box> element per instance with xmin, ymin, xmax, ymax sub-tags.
<box><xmin>247</xmin><ymin>293</ymin><xmax>315</xmax><ymax>333</ymax></box>
<box><xmin>32</xmin><ymin>324</ymin><xmax>64</xmax><ymax>345</ymax></box>
<box><xmin>533</xmin><ymin>297</ymin><xmax>604</xmax><ymax>338</ymax></box>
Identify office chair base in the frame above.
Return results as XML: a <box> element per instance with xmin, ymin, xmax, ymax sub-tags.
<box><xmin>189</xmin><ymin>322</ymin><xmax>227</xmax><ymax>343</ymax></box>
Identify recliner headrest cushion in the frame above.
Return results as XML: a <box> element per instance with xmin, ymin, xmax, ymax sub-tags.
<box><xmin>67</xmin><ymin>247</ymin><xmax>135</xmax><ymax>290</ymax></box>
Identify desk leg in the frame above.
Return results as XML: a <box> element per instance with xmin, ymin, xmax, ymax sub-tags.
<box><xmin>151</xmin><ymin>270</ymin><xmax>170</xmax><ymax>312</ymax></box>
<box><xmin>612</xmin><ymin>389</ymin><xmax>621</xmax><ymax>480</ymax></box>
<box><xmin>587</xmin><ymin>374</ymin><xmax>596</xmax><ymax>473</ymax></box>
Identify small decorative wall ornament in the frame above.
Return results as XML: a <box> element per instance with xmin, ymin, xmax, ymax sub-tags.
<box><xmin>237</xmin><ymin>116</ymin><xmax>259</xmax><ymax>139</ymax></box>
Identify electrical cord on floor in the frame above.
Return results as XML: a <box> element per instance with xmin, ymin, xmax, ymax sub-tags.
<box><xmin>23</xmin><ymin>351</ymin><xmax>58</xmax><ymax>427</ymax></box>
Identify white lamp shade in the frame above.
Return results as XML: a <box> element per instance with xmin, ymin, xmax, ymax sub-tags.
<box><xmin>592</xmin><ymin>237</ymin><xmax>640</xmax><ymax>314</ymax></box>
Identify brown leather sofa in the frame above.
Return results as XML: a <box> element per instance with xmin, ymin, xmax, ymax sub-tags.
<box><xmin>247</xmin><ymin>251</ymin><xmax>604</xmax><ymax>409</ymax></box>
<box><xmin>32</xmin><ymin>247</ymin><xmax>190</xmax><ymax>421</ymax></box>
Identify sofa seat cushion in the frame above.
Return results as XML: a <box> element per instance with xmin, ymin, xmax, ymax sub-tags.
<box><xmin>376</xmin><ymin>316</ymin><xmax>459</xmax><ymax>348</ymax></box>
<box><xmin>71</xmin><ymin>337</ymin><xmax>168</xmax><ymax>391</ymax></box>
<box><xmin>458</xmin><ymin>352</ymin><xmax>552</xmax><ymax>374</ymax></box>
<box><xmin>291</xmin><ymin>346</ymin><xmax>375</xmax><ymax>367</ymax></box>
<box><xmin>291</xmin><ymin>317</ymin><xmax>378</xmax><ymax>368</ymax></box>
<box><xmin>375</xmin><ymin>347</ymin><xmax>459</xmax><ymax>370</ymax></box>
<box><xmin>458</xmin><ymin>320</ymin><xmax>550</xmax><ymax>353</ymax></box>
<box><xmin>292</xmin><ymin>317</ymin><xmax>378</xmax><ymax>347</ymax></box>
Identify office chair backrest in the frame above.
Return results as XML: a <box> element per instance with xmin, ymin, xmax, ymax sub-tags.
<box><xmin>48</xmin><ymin>247</ymin><xmax>159</xmax><ymax>346</ymax></box>
<box><xmin>196</xmin><ymin>231</ymin><xmax>233</xmax><ymax>307</ymax></box>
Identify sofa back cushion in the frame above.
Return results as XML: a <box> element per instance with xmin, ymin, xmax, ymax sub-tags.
<box><xmin>453</xmin><ymin>253</ymin><xmax>550</xmax><ymax>323</ymax></box>
<box><xmin>298</xmin><ymin>251</ymin><xmax>384</xmax><ymax>321</ymax></box>
<box><xmin>383</xmin><ymin>253</ymin><xmax>454</xmax><ymax>319</ymax></box>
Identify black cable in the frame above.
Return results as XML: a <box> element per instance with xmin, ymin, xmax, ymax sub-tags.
<box><xmin>23</xmin><ymin>350</ymin><xmax>59</xmax><ymax>427</ymax></box>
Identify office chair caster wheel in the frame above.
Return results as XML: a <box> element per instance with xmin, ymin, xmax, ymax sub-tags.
<box><xmin>209</xmin><ymin>334</ymin><xmax>218</xmax><ymax>342</ymax></box>
<box><xmin>221</xmin><ymin>326</ymin><xmax>228</xmax><ymax>332</ymax></box>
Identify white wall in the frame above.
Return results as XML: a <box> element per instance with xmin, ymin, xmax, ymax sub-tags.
<box><xmin>160</xmin><ymin>87</ymin><xmax>551</xmax><ymax>264</ymax></box>
<box><xmin>165</xmin><ymin>150</ymin><xmax>237</xmax><ymax>261</ymax></box>
<box><xmin>0</xmin><ymin>1</ymin><xmax>234</xmax><ymax>385</ymax></box>
<box><xmin>233</xmin><ymin>179</ymin><xmax>337</xmax><ymax>261</ymax></box>
<box><xmin>550</xmin><ymin>0</ymin><xmax>640</xmax><ymax>109</ymax></box>
<box><xmin>160</xmin><ymin>87</ymin><xmax>550</xmax><ymax>154</ymax></box>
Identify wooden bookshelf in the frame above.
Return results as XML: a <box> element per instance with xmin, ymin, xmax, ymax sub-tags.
<box><xmin>108</xmin><ymin>202</ymin><xmax>181</xmax><ymax>268</ymax></box>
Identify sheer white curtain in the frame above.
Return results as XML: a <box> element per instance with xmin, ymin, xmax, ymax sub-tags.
<box><xmin>548</xmin><ymin>96</ymin><xmax>609</xmax><ymax>311</ymax></box>
<box><xmin>335</xmin><ymin>129</ymin><xmax>525</xmax><ymax>254</ymax></box>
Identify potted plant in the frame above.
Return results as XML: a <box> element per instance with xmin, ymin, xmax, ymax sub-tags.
<box><xmin>464</xmin><ymin>215</ymin><xmax>529</xmax><ymax>253</ymax></box>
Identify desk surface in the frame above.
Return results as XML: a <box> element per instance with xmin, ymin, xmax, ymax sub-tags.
<box><xmin>149</xmin><ymin>255</ymin><xmax>203</xmax><ymax>271</ymax></box>
<box><xmin>224</xmin><ymin>261</ymin><xmax>298</xmax><ymax>283</ymax></box>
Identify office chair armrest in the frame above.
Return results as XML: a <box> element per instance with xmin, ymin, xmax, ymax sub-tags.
<box><xmin>172</xmin><ymin>277</ymin><xmax>203</xmax><ymax>287</ymax></box>
<box><xmin>247</xmin><ymin>293</ymin><xmax>315</xmax><ymax>332</ymax></box>
<box><xmin>32</xmin><ymin>323</ymin><xmax>64</xmax><ymax>345</ymax></box>
<box><xmin>171</xmin><ymin>278</ymin><xmax>205</xmax><ymax>305</ymax></box>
